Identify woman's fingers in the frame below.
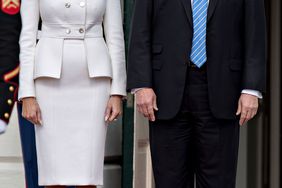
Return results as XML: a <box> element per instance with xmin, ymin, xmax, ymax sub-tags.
<box><xmin>36</xmin><ymin>106</ymin><xmax>43</xmax><ymax>125</ymax></box>
<box><xmin>29</xmin><ymin>107</ymin><xmax>39</xmax><ymax>125</ymax></box>
<box><xmin>109</xmin><ymin>103</ymin><xmax>121</xmax><ymax>122</ymax></box>
<box><xmin>108</xmin><ymin>108</ymin><xmax>120</xmax><ymax>122</ymax></box>
<box><xmin>23</xmin><ymin>111</ymin><xmax>36</xmax><ymax>125</ymax></box>
<box><xmin>105</xmin><ymin>105</ymin><xmax>112</xmax><ymax>121</ymax></box>
<box><xmin>105</xmin><ymin>96</ymin><xmax>122</xmax><ymax>123</ymax></box>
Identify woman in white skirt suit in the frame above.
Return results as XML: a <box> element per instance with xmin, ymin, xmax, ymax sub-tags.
<box><xmin>18</xmin><ymin>0</ymin><xmax>126</xmax><ymax>187</ymax></box>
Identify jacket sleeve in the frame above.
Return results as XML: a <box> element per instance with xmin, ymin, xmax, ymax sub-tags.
<box><xmin>18</xmin><ymin>0</ymin><xmax>40</xmax><ymax>100</ymax></box>
<box><xmin>103</xmin><ymin>0</ymin><xmax>127</xmax><ymax>96</ymax></box>
<box><xmin>242</xmin><ymin>0</ymin><xmax>267</xmax><ymax>93</ymax></box>
<box><xmin>126</xmin><ymin>0</ymin><xmax>153</xmax><ymax>91</ymax></box>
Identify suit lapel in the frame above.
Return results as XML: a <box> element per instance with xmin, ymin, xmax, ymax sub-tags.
<box><xmin>180</xmin><ymin>0</ymin><xmax>218</xmax><ymax>26</ymax></box>
<box><xmin>207</xmin><ymin>0</ymin><xmax>218</xmax><ymax>22</ymax></box>
<box><xmin>179</xmin><ymin>0</ymin><xmax>193</xmax><ymax>26</ymax></box>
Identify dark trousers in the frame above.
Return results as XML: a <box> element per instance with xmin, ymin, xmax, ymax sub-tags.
<box><xmin>150</xmin><ymin>67</ymin><xmax>240</xmax><ymax>188</ymax></box>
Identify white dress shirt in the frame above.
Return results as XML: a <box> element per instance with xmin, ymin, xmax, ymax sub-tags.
<box><xmin>132</xmin><ymin>0</ymin><xmax>263</xmax><ymax>99</ymax></box>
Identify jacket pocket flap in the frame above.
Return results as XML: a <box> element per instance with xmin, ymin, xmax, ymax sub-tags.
<box><xmin>85</xmin><ymin>38</ymin><xmax>113</xmax><ymax>78</ymax></box>
<box><xmin>34</xmin><ymin>38</ymin><xmax>63</xmax><ymax>79</ymax></box>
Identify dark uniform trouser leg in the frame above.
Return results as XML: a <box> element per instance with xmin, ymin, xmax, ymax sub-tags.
<box><xmin>149</xmin><ymin>67</ymin><xmax>240</xmax><ymax>188</ymax></box>
<box><xmin>17</xmin><ymin>103</ymin><xmax>43</xmax><ymax>188</ymax></box>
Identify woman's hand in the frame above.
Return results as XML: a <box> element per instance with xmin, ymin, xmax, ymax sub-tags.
<box><xmin>22</xmin><ymin>97</ymin><xmax>42</xmax><ymax>125</ymax></box>
<box><xmin>105</xmin><ymin>95</ymin><xmax>123</xmax><ymax>123</ymax></box>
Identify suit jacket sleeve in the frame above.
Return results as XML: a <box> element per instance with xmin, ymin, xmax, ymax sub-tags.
<box><xmin>18</xmin><ymin>0</ymin><xmax>40</xmax><ymax>100</ymax></box>
<box><xmin>103</xmin><ymin>0</ymin><xmax>127</xmax><ymax>96</ymax></box>
<box><xmin>126</xmin><ymin>0</ymin><xmax>153</xmax><ymax>91</ymax></box>
<box><xmin>243</xmin><ymin>0</ymin><xmax>266</xmax><ymax>93</ymax></box>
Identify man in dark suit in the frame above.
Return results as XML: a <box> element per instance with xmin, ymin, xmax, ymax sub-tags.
<box><xmin>127</xmin><ymin>0</ymin><xmax>266</xmax><ymax>187</ymax></box>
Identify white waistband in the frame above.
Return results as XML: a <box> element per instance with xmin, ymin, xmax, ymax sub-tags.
<box><xmin>38</xmin><ymin>24</ymin><xmax>103</xmax><ymax>39</ymax></box>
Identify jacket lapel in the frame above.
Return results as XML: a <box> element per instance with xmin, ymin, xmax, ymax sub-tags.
<box><xmin>179</xmin><ymin>0</ymin><xmax>193</xmax><ymax>26</ymax></box>
<box><xmin>207</xmin><ymin>0</ymin><xmax>218</xmax><ymax>21</ymax></box>
<box><xmin>180</xmin><ymin>0</ymin><xmax>219</xmax><ymax>26</ymax></box>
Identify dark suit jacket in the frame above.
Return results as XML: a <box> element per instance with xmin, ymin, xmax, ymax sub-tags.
<box><xmin>127</xmin><ymin>0</ymin><xmax>266</xmax><ymax>120</ymax></box>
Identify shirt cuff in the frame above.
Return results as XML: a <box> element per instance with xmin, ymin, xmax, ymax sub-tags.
<box><xmin>131</xmin><ymin>88</ymin><xmax>146</xmax><ymax>94</ymax></box>
<box><xmin>241</xmin><ymin>89</ymin><xmax>263</xmax><ymax>99</ymax></box>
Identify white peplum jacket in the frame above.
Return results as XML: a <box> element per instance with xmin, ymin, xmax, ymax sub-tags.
<box><xmin>18</xmin><ymin>0</ymin><xmax>127</xmax><ymax>100</ymax></box>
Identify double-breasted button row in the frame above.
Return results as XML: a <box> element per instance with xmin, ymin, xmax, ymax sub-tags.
<box><xmin>7</xmin><ymin>99</ymin><xmax>13</xmax><ymax>105</ymax></box>
<box><xmin>63</xmin><ymin>1</ymin><xmax>86</xmax><ymax>35</ymax></box>
<box><xmin>1</xmin><ymin>85</ymin><xmax>16</xmax><ymax>120</ymax></box>
<box><xmin>65</xmin><ymin>2</ymin><xmax>85</xmax><ymax>8</ymax></box>
<box><xmin>9</xmin><ymin>86</ymin><xmax>14</xmax><ymax>92</ymax></box>
<box><xmin>4</xmin><ymin>113</ymin><xmax>9</xmax><ymax>119</ymax></box>
<box><xmin>65</xmin><ymin>28</ymin><xmax>85</xmax><ymax>34</ymax></box>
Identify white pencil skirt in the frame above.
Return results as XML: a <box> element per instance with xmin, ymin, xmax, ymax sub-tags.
<box><xmin>34</xmin><ymin>39</ymin><xmax>110</xmax><ymax>186</ymax></box>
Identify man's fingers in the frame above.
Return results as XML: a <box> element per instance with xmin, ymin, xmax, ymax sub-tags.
<box><xmin>147</xmin><ymin>106</ymin><xmax>155</xmax><ymax>122</ymax></box>
<box><xmin>137</xmin><ymin>105</ymin><xmax>142</xmax><ymax>115</ymax></box>
<box><xmin>237</xmin><ymin>93</ymin><xmax>259</xmax><ymax>125</ymax></box>
<box><xmin>252</xmin><ymin>109</ymin><xmax>258</xmax><ymax>118</ymax></box>
<box><xmin>240</xmin><ymin>117</ymin><xmax>247</xmax><ymax>126</ymax></box>
<box><xmin>239</xmin><ymin>110</ymin><xmax>247</xmax><ymax>126</ymax></box>
<box><xmin>244</xmin><ymin>110</ymin><xmax>252</xmax><ymax>125</ymax></box>
<box><xmin>250</xmin><ymin>111</ymin><xmax>256</xmax><ymax>119</ymax></box>
<box><xmin>135</xmin><ymin>88</ymin><xmax>157</xmax><ymax>121</ymax></box>
<box><xmin>236</xmin><ymin>101</ymin><xmax>242</xmax><ymax>115</ymax></box>
<box><xmin>153</xmin><ymin>97</ymin><xmax>158</xmax><ymax>111</ymax></box>
<box><xmin>251</xmin><ymin>108</ymin><xmax>258</xmax><ymax>118</ymax></box>
<box><xmin>141</xmin><ymin>104</ymin><xmax>150</xmax><ymax>118</ymax></box>
<box><xmin>240</xmin><ymin>106</ymin><xmax>255</xmax><ymax>126</ymax></box>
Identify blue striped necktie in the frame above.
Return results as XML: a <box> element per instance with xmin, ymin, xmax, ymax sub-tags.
<box><xmin>190</xmin><ymin>0</ymin><xmax>209</xmax><ymax>68</ymax></box>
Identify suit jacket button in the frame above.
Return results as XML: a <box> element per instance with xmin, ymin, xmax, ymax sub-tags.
<box><xmin>9</xmin><ymin>86</ymin><xmax>14</xmax><ymax>92</ymax></box>
<box><xmin>65</xmin><ymin>2</ymin><xmax>71</xmax><ymax>8</ymax></box>
<box><xmin>7</xmin><ymin>99</ymin><xmax>13</xmax><ymax>105</ymax></box>
<box><xmin>4</xmin><ymin>113</ymin><xmax>10</xmax><ymax>119</ymax></box>
<box><xmin>79</xmin><ymin>28</ymin><xmax>85</xmax><ymax>33</ymax></box>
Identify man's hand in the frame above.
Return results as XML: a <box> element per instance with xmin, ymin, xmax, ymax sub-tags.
<box><xmin>135</xmin><ymin>88</ymin><xmax>158</xmax><ymax>122</ymax></box>
<box><xmin>236</xmin><ymin>93</ymin><xmax>259</xmax><ymax>126</ymax></box>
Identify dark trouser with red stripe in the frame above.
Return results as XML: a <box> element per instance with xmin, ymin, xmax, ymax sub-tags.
<box><xmin>17</xmin><ymin>103</ymin><xmax>42</xmax><ymax>188</ymax></box>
